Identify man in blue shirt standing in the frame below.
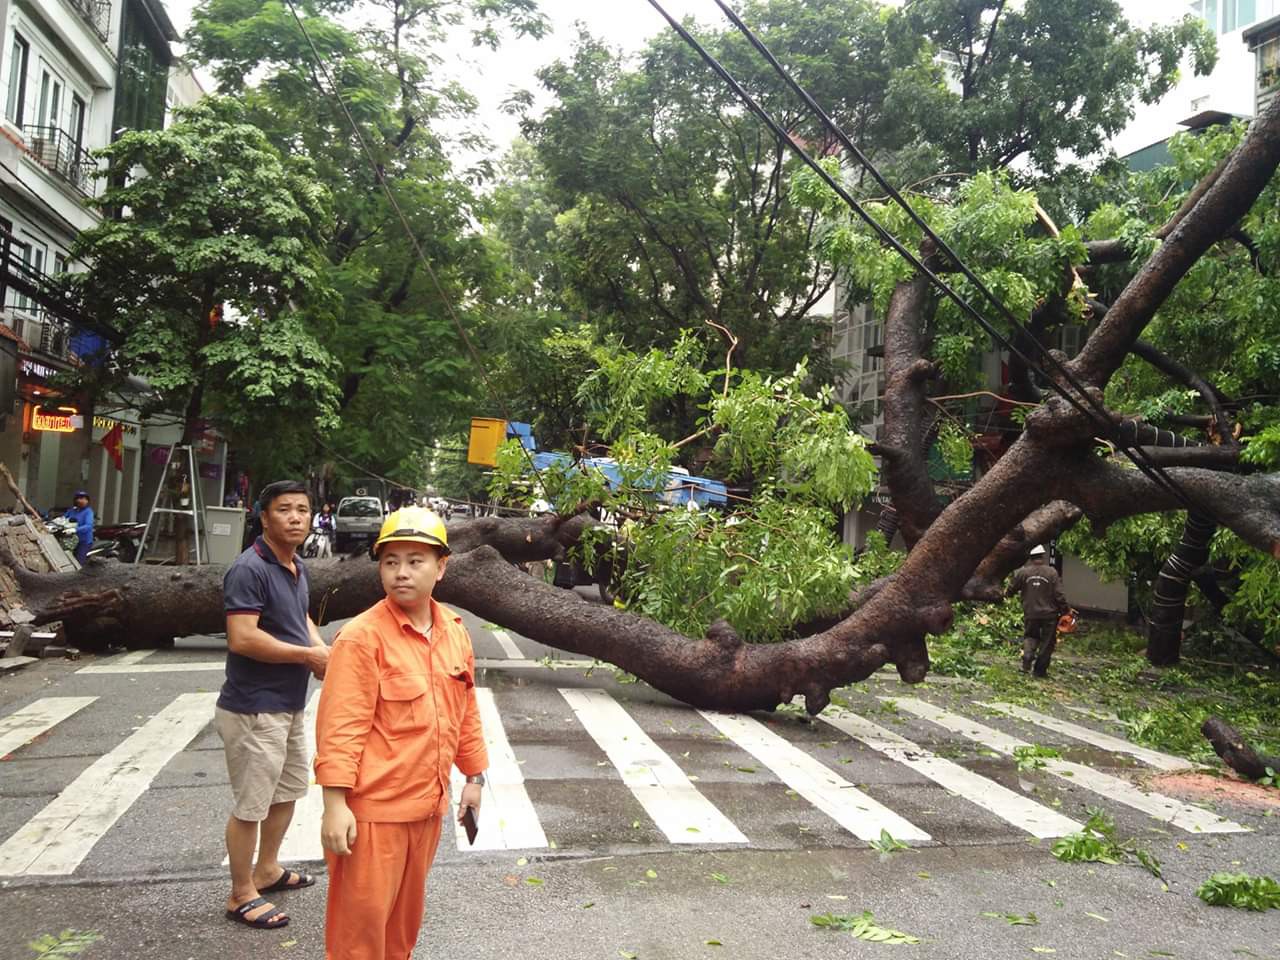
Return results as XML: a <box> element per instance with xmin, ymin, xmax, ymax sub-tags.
<box><xmin>216</xmin><ymin>479</ymin><xmax>330</xmax><ymax>931</ymax></box>
<box><xmin>63</xmin><ymin>490</ymin><xmax>95</xmax><ymax>564</ymax></box>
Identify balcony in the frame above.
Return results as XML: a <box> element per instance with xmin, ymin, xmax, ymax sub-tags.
<box><xmin>67</xmin><ymin>0</ymin><xmax>111</xmax><ymax>42</ymax></box>
<box><xmin>25</xmin><ymin>125</ymin><xmax>95</xmax><ymax>195</ymax></box>
<box><xmin>10</xmin><ymin>308</ymin><xmax>73</xmax><ymax>360</ymax></box>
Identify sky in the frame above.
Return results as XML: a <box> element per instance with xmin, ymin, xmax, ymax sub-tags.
<box><xmin>162</xmin><ymin>0</ymin><xmax>1188</xmax><ymax>168</ymax></box>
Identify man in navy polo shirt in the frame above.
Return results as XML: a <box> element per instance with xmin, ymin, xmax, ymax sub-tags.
<box><xmin>217</xmin><ymin>479</ymin><xmax>330</xmax><ymax>931</ymax></box>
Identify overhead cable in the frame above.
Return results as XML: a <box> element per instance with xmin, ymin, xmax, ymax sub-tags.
<box><xmin>646</xmin><ymin>0</ymin><xmax>1204</xmax><ymax>515</ymax></box>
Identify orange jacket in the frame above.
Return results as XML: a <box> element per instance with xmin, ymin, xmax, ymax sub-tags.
<box><xmin>314</xmin><ymin>597</ymin><xmax>488</xmax><ymax>822</ymax></box>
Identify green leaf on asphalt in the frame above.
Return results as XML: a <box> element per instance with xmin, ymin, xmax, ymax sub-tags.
<box><xmin>981</xmin><ymin>911</ymin><xmax>1038</xmax><ymax>925</ymax></box>
<box><xmin>704</xmin><ymin>940</ymin><xmax>722</xmax><ymax>946</ymax></box>
<box><xmin>709</xmin><ymin>872</ymin><xmax>730</xmax><ymax>884</ymax></box>
<box><xmin>582</xmin><ymin>902</ymin><xmax>595</xmax><ymax>909</ymax></box>
<box><xmin>1195</xmin><ymin>872</ymin><xmax>1280</xmax><ymax>911</ymax></box>
<box><xmin>27</xmin><ymin>930</ymin><xmax>103</xmax><ymax>957</ymax></box>
<box><xmin>810</xmin><ymin>912</ymin><xmax>920</xmax><ymax>944</ymax></box>
<box><xmin>646</xmin><ymin>869</ymin><xmax>658</xmax><ymax>879</ymax></box>
<box><xmin>524</xmin><ymin>877</ymin><xmax>544</xmax><ymax>886</ymax></box>
<box><xmin>619</xmin><ymin>951</ymin><xmax>637</xmax><ymax>959</ymax></box>
<box><xmin>869</xmin><ymin>828</ymin><xmax>910</xmax><ymax>854</ymax></box>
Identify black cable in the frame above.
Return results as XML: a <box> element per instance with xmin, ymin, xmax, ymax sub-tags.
<box><xmin>713</xmin><ymin>0</ymin><xmax>1210</xmax><ymax>516</ymax></box>
<box><xmin>647</xmin><ymin>0</ymin><xmax>1202</xmax><ymax>515</ymax></box>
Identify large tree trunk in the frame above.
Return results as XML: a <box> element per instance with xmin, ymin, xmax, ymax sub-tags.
<box><xmin>4</xmin><ymin>87</ymin><xmax>1280</xmax><ymax>714</ymax></box>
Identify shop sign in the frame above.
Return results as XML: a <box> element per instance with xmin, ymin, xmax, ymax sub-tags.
<box><xmin>92</xmin><ymin>415</ymin><xmax>139</xmax><ymax>436</ymax></box>
<box><xmin>31</xmin><ymin>406</ymin><xmax>82</xmax><ymax>433</ymax></box>
<box><xmin>20</xmin><ymin>358</ymin><xmax>58</xmax><ymax>380</ymax></box>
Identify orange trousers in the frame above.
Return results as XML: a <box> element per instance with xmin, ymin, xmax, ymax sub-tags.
<box><xmin>324</xmin><ymin>817</ymin><xmax>444</xmax><ymax>960</ymax></box>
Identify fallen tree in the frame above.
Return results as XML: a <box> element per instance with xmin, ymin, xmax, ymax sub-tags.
<box><xmin>5</xmin><ymin>81</ymin><xmax>1280</xmax><ymax>715</ymax></box>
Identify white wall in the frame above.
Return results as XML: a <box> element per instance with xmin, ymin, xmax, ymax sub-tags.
<box><xmin>1111</xmin><ymin>0</ymin><xmax>1277</xmax><ymax>158</ymax></box>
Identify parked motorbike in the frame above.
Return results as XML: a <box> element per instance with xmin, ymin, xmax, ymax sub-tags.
<box><xmin>93</xmin><ymin>521</ymin><xmax>147</xmax><ymax>563</ymax></box>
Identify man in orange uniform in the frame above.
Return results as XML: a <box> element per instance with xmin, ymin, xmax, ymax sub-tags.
<box><xmin>315</xmin><ymin>507</ymin><xmax>488</xmax><ymax>959</ymax></box>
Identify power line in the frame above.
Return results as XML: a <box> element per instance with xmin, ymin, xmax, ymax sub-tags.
<box><xmin>647</xmin><ymin>0</ymin><xmax>1205</xmax><ymax>517</ymax></box>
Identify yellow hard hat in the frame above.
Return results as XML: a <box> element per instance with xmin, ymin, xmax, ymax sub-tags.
<box><xmin>372</xmin><ymin>506</ymin><xmax>450</xmax><ymax>558</ymax></box>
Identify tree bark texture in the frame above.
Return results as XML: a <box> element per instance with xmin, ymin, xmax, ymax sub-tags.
<box><xmin>1201</xmin><ymin>715</ymin><xmax>1280</xmax><ymax>781</ymax></box>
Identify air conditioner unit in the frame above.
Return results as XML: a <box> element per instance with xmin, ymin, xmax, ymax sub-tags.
<box><xmin>29</xmin><ymin>137</ymin><xmax>57</xmax><ymax>168</ymax></box>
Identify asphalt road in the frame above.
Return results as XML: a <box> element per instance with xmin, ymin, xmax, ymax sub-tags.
<box><xmin>1</xmin><ymin>610</ymin><xmax>1277</xmax><ymax>960</ymax></box>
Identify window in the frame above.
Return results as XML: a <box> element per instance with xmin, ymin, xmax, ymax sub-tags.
<box><xmin>69</xmin><ymin>95</ymin><xmax>86</xmax><ymax>151</ymax></box>
<box><xmin>37</xmin><ymin>66</ymin><xmax>63</xmax><ymax>129</ymax></box>
<box><xmin>112</xmin><ymin>0</ymin><xmax>171</xmax><ymax>137</ymax></box>
<box><xmin>5</xmin><ymin>33</ymin><xmax>29</xmax><ymax>126</ymax></box>
<box><xmin>15</xmin><ymin>240</ymin><xmax>45</xmax><ymax>313</ymax></box>
<box><xmin>1193</xmin><ymin>0</ymin><xmax>1272</xmax><ymax>33</ymax></box>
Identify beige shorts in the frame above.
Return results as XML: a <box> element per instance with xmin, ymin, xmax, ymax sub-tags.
<box><xmin>214</xmin><ymin>706</ymin><xmax>310</xmax><ymax>822</ymax></box>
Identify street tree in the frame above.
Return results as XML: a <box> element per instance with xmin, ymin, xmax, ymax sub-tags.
<box><xmin>66</xmin><ymin>97</ymin><xmax>339</xmax><ymax>448</ymax></box>
<box><xmin>185</xmin><ymin>0</ymin><xmax>548</xmax><ymax>486</ymax></box>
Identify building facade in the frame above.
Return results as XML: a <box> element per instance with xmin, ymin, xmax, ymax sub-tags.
<box><xmin>0</xmin><ymin>0</ymin><xmax>201</xmax><ymax>524</ymax></box>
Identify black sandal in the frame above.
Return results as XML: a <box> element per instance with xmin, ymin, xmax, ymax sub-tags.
<box><xmin>225</xmin><ymin>896</ymin><xmax>289</xmax><ymax>929</ymax></box>
<box><xmin>259</xmin><ymin>869</ymin><xmax>315</xmax><ymax>893</ymax></box>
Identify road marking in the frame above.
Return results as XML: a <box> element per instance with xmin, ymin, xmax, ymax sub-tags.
<box><xmin>77</xmin><ymin>661</ymin><xmax>225</xmax><ymax>674</ymax></box>
<box><xmin>476</xmin><ymin>659</ymin><xmax>596</xmax><ymax>670</ymax></box>
<box><xmin>564</xmin><ymin>689</ymin><xmax>747</xmax><ymax>844</ymax></box>
<box><xmin>699</xmin><ymin>710</ymin><xmax>930</xmax><ymax>843</ymax></box>
<box><xmin>450</xmin><ymin>689</ymin><xmax>548</xmax><ymax>851</ymax></box>
<box><xmin>489</xmin><ymin>629</ymin><xmax>525</xmax><ymax>660</ymax></box>
<box><xmin>76</xmin><ymin>650</ymin><xmax>154</xmax><ymax>673</ymax></box>
<box><xmin>0</xmin><ymin>692</ymin><xmax>218</xmax><ymax>876</ymax></box>
<box><xmin>819</xmin><ymin>707</ymin><xmax>1080</xmax><ymax>839</ymax></box>
<box><xmin>890</xmin><ymin>698</ymin><xmax>1248</xmax><ymax>834</ymax></box>
<box><xmin>0</xmin><ymin>697</ymin><xmax>97</xmax><ymax>759</ymax></box>
<box><xmin>979</xmin><ymin>701</ymin><xmax>1193</xmax><ymax>772</ymax></box>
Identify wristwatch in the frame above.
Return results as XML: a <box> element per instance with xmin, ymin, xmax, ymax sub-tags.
<box><xmin>465</xmin><ymin>773</ymin><xmax>486</xmax><ymax>786</ymax></box>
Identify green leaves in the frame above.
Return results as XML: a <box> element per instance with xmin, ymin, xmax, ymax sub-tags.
<box><xmin>27</xmin><ymin>930</ymin><xmax>103</xmax><ymax>957</ymax></box>
<box><xmin>810</xmin><ymin>911</ymin><xmax>921</xmax><ymax>945</ymax></box>
<box><xmin>1012</xmin><ymin>745</ymin><xmax>1062</xmax><ymax>773</ymax></box>
<box><xmin>869</xmin><ymin>829</ymin><xmax>910</xmax><ymax>855</ymax></box>
<box><xmin>1195</xmin><ymin>873</ymin><xmax>1280</xmax><ymax>911</ymax></box>
<box><xmin>981</xmin><ymin>911</ymin><xmax>1038</xmax><ymax>926</ymax></box>
<box><xmin>1051</xmin><ymin>809</ymin><xmax>1162</xmax><ymax>880</ymax></box>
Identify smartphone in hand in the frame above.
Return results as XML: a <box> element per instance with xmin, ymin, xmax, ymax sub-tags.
<box><xmin>461</xmin><ymin>805</ymin><xmax>478</xmax><ymax>845</ymax></box>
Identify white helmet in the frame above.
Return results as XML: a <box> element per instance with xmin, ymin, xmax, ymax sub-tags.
<box><xmin>1029</xmin><ymin>545</ymin><xmax>1047</xmax><ymax>557</ymax></box>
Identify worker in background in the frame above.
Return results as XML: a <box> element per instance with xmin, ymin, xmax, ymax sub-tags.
<box><xmin>64</xmin><ymin>490</ymin><xmax>95</xmax><ymax>564</ymax></box>
<box><xmin>1005</xmin><ymin>544</ymin><xmax>1070</xmax><ymax>678</ymax></box>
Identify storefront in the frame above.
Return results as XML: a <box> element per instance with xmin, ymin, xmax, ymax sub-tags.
<box><xmin>89</xmin><ymin>412</ymin><xmax>142</xmax><ymax>523</ymax></box>
<box><xmin>0</xmin><ymin>356</ymin><xmax>89</xmax><ymax>513</ymax></box>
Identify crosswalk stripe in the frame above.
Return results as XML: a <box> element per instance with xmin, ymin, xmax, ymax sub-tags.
<box><xmin>0</xmin><ymin>692</ymin><xmax>219</xmax><ymax>876</ymax></box>
<box><xmin>489</xmin><ymin>630</ymin><xmax>525</xmax><ymax>660</ymax></box>
<box><xmin>77</xmin><ymin>661</ymin><xmax>225</xmax><ymax>674</ymax></box>
<box><xmin>0</xmin><ymin>697</ymin><xmax>97</xmax><ymax>759</ymax></box>
<box><xmin>223</xmin><ymin>692</ymin><xmax>325</xmax><ymax>865</ymax></box>
<box><xmin>979</xmin><ymin>701</ymin><xmax>1193</xmax><ymax>772</ymax></box>
<box><xmin>450</xmin><ymin>689</ymin><xmax>548</xmax><ymax>851</ymax></box>
<box><xmin>564</xmin><ymin>689</ymin><xmax>747</xmax><ymax>844</ymax></box>
<box><xmin>890</xmin><ymin>698</ymin><xmax>1248</xmax><ymax>834</ymax></box>
<box><xmin>275</xmin><ymin>691</ymin><xmax>324</xmax><ymax>863</ymax></box>
<box><xmin>819</xmin><ymin>707</ymin><xmax>1081</xmax><ymax>839</ymax></box>
<box><xmin>699</xmin><ymin>710</ymin><xmax>930</xmax><ymax>843</ymax></box>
